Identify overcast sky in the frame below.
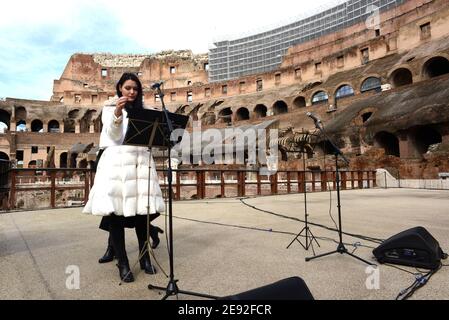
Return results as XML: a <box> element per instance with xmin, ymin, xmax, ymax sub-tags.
<box><xmin>0</xmin><ymin>0</ymin><xmax>345</xmax><ymax>101</ymax></box>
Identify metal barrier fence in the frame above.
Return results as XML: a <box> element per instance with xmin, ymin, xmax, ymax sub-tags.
<box><xmin>5</xmin><ymin>168</ymin><xmax>376</xmax><ymax>210</ymax></box>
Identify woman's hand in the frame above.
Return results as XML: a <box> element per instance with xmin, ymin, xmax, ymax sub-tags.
<box><xmin>115</xmin><ymin>96</ymin><xmax>129</xmax><ymax>117</ymax></box>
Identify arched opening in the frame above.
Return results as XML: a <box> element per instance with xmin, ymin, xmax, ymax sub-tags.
<box><xmin>235</xmin><ymin>107</ymin><xmax>250</xmax><ymax>121</ymax></box>
<box><xmin>311</xmin><ymin>91</ymin><xmax>329</xmax><ymax>105</ymax></box>
<box><xmin>315</xmin><ymin>140</ymin><xmax>339</xmax><ymax>156</ymax></box>
<box><xmin>28</xmin><ymin>160</ymin><xmax>37</xmax><ymax>168</ymax></box>
<box><xmin>15</xmin><ymin>106</ymin><xmax>27</xmax><ymax>130</ymax></box>
<box><xmin>15</xmin><ymin>106</ymin><xmax>27</xmax><ymax>119</ymax></box>
<box><xmin>60</xmin><ymin>153</ymin><xmax>68</xmax><ymax>168</ymax></box>
<box><xmin>0</xmin><ymin>110</ymin><xmax>11</xmax><ymax>133</ymax></box>
<box><xmin>16</xmin><ymin>120</ymin><xmax>27</xmax><ymax>132</ymax></box>
<box><xmin>278</xmin><ymin>148</ymin><xmax>288</xmax><ymax>162</ymax></box>
<box><xmin>374</xmin><ymin>132</ymin><xmax>400</xmax><ymax>157</ymax></box>
<box><xmin>94</xmin><ymin>116</ymin><xmax>102</xmax><ymax>133</ymax></box>
<box><xmin>201</xmin><ymin>112</ymin><xmax>216</xmax><ymax>126</ymax></box>
<box><xmin>335</xmin><ymin>85</ymin><xmax>355</xmax><ymax>102</ymax></box>
<box><xmin>273</xmin><ymin>101</ymin><xmax>288</xmax><ymax>115</ymax></box>
<box><xmin>390</xmin><ymin>68</ymin><xmax>413</xmax><ymax>88</ymax></box>
<box><xmin>78</xmin><ymin>159</ymin><xmax>88</xmax><ymax>169</ymax></box>
<box><xmin>48</xmin><ymin>120</ymin><xmax>60</xmax><ymax>133</ymax></box>
<box><xmin>80</xmin><ymin>110</ymin><xmax>96</xmax><ymax>133</ymax></box>
<box><xmin>361</xmin><ymin>77</ymin><xmax>382</xmax><ymax>93</ymax></box>
<box><xmin>179</xmin><ymin>105</ymin><xmax>190</xmax><ymax>114</ymax></box>
<box><xmin>422</xmin><ymin>56</ymin><xmax>449</xmax><ymax>79</ymax></box>
<box><xmin>65</xmin><ymin>109</ymin><xmax>79</xmax><ymax>133</ymax></box>
<box><xmin>362</xmin><ymin>112</ymin><xmax>373</xmax><ymax>123</ymax></box>
<box><xmin>293</xmin><ymin>96</ymin><xmax>306</xmax><ymax>108</ymax></box>
<box><xmin>218</xmin><ymin>108</ymin><xmax>233</xmax><ymax>125</ymax></box>
<box><xmin>254</xmin><ymin>105</ymin><xmax>267</xmax><ymax>118</ymax></box>
<box><xmin>70</xmin><ymin>153</ymin><xmax>78</xmax><ymax>168</ymax></box>
<box><xmin>0</xmin><ymin>152</ymin><xmax>9</xmax><ymax>161</ymax></box>
<box><xmin>411</xmin><ymin>126</ymin><xmax>442</xmax><ymax>157</ymax></box>
<box><xmin>31</xmin><ymin>120</ymin><xmax>44</xmax><ymax>133</ymax></box>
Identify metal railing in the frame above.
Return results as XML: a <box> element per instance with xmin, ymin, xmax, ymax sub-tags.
<box><xmin>4</xmin><ymin>168</ymin><xmax>376</xmax><ymax>210</ymax></box>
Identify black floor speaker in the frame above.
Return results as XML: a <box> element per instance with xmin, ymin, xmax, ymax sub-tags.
<box><xmin>220</xmin><ymin>277</ymin><xmax>314</xmax><ymax>300</ymax></box>
<box><xmin>373</xmin><ymin>226</ymin><xmax>446</xmax><ymax>269</ymax></box>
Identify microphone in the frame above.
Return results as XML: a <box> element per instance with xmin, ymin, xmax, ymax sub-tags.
<box><xmin>151</xmin><ymin>81</ymin><xmax>164</xmax><ymax>90</ymax></box>
<box><xmin>306</xmin><ymin>112</ymin><xmax>321</xmax><ymax>126</ymax></box>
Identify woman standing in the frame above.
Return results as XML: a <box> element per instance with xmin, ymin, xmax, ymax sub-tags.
<box><xmin>83</xmin><ymin>73</ymin><xmax>165</xmax><ymax>283</ymax></box>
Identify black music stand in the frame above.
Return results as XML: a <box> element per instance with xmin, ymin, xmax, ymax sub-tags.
<box><xmin>286</xmin><ymin>132</ymin><xmax>320</xmax><ymax>254</ymax></box>
<box><xmin>125</xmin><ymin>100</ymin><xmax>218</xmax><ymax>300</ymax></box>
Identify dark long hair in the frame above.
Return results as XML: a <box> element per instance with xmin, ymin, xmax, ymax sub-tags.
<box><xmin>116</xmin><ymin>72</ymin><xmax>144</xmax><ymax>112</ymax></box>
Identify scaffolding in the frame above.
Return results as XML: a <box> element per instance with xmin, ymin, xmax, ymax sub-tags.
<box><xmin>209</xmin><ymin>0</ymin><xmax>406</xmax><ymax>82</ymax></box>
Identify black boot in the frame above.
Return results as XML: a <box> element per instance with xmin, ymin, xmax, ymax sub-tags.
<box><xmin>150</xmin><ymin>226</ymin><xmax>164</xmax><ymax>249</ymax></box>
<box><xmin>139</xmin><ymin>251</ymin><xmax>157</xmax><ymax>274</ymax></box>
<box><xmin>98</xmin><ymin>234</ymin><xmax>115</xmax><ymax>263</ymax></box>
<box><xmin>116</xmin><ymin>259</ymin><xmax>134</xmax><ymax>283</ymax></box>
<box><xmin>110</xmin><ymin>215</ymin><xmax>134</xmax><ymax>282</ymax></box>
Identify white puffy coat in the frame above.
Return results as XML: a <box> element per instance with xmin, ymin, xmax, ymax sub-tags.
<box><xmin>83</xmin><ymin>97</ymin><xmax>166</xmax><ymax>217</ymax></box>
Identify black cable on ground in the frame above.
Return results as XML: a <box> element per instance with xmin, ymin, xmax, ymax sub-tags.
<box><xmin>239</xmin><ymin>198</ymin><xmax>385</xmax><ymax>245</ymax></box>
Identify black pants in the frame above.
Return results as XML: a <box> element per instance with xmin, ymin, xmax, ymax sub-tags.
<box><xmin>109</xmin><ymin>214</ymin><xmax>150</xmax><ymax>264</ymax></box>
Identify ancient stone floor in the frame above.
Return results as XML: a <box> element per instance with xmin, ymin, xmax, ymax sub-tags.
<box><xmin>1</xmin><ymin>188</ymin><xmax>448</xmax><ymax>300</ymax></box>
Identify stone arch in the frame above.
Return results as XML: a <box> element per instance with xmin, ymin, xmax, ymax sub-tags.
<box><xmin>254</xmin><ymin>104</ymin><xmax>267</xmax><ymax>118</ymax></box>
<box><xmin>273</xmin><ymin>101</ymin><xmax>288</xmax><ymax>115</ymax></box>
<box><xmin>360</xmin><ymin>76</ymin><xmax>382</xmax><ymax>93</ymax></box>
<box><xmin>422</xmin><ymin>56</ymin><xmax>449</xmax><ymax>79</ymax></box>
<box><xmin>217</xmin><ymin>108</ymin><xmax>233</xmax><ymax>125</ymax></box>
<box><xmin>314</xmin><ymin>140</ymin><xmax>338</xmax><ymax>156</ymax></box>
<box><xmin>354</xmin><ymin>107</ymin><xmax>377</xmax><ymax>126</ymax></box>
<box><xmin>335</xmin><ymin>84</ymin><xmax>355</xmax><ymax>101</ymax></box>
<box><xmin>311</xmin><ymin>90</ymin><xmax>329</xmax><ymax>105</ymax></box>
<box><xmin>0</xmin><ymin>152</ymin><xmax>9</xmax><ymax>161</ymax></box>
<box><xmin>293</xmin><ymin>96</ymin><xmax>306</xmax><ymax>108</ymax></box>
<box><xmin>201</xmin><ymin>112</ymin><xmax>216</xmax><ymax>126</ymax></box>
<box><xmin>31</xmin><ymin>119</ymin><xmax>44</xmax><ymax>133</ymax></box>
<box><xmin>94</xmin><ymin>114</ymin><xmax>102</xmax><ymax>133</ymax></box>
<box><xmin>374</xmin><ymin>131</ymin><xmax>400</xmax><ymax>157</ymax></box>
<box><xmin>80</xmin><ymin>110</ymin><xmax>97</xmax><ymax>133</ymax></box>
<box><xmin>179</xmin><ymin>105</ymin><xmax>191</xmax><ymax>114</ymax></box>
<box><xmin>209</xmin><ymin>101</ymin><xmax>224</xmax><ymax>111</ymax></box>
<box><xmin>235</xmin><ymin>107</ymin><xmax>250</xmax><ymax>121</ymax></box>
<box><xmin>410</xmin><ymin>126</ymin><xmax>442</xmax><ymax>157</ymax></box>
<box><xmin>48</xmin><ymin>120</ymin><xmax>60</xmax><ymax>133</ymax></box>
<box><xmin>15</xmin><ymin>106</ymin><xmax>27</xmax><ymax>121</ymax></box>
<box><xmin>0</xmin><ymin>110</ymin><xmax>11</xmax><ymax>132</ymax></box>
<box><xmin>16</xmin><ymin>120</ymin><xmax>27</xmax><ymax>132</ymax></box>
<box><xmin>389</xmin><ymin>67</ymin><xmax>413</xmax><ymax>88</ymax></box>
<box><xmin>65</xmin><ymin>109</ymin><xmax>80</xmax><ymax>133</ymax></box>
<box><xmin>78</xmin><ymin>159</ymin><xmax>88</xmax><ymax>169</ymax></box>
<box><xmin>278</xmin><ymin>147</ymin><xmax>288</xmax><ymax>162</ymax></box>
<box><xmin>60</xmin><ymin>152</ymin><xmax>68</xmax><ymax>168</ymax></box>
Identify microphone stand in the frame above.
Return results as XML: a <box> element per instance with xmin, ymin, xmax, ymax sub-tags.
<box><xmin>147</xmin><ymin>84</ymin><xmax>218</xmax><ymax>300</ymax></box>
<box><xmin>305</xmin><ymin>119</ymin><xmax>375</xmax><ymax>266</ymax></box>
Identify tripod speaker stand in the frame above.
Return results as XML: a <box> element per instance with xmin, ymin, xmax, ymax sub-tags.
<box><xmin>286</xmin><ymin>132</ymin><xmax>320</xmax><ymax>254</ymax></box>
<box><xmin>304</xmin><ymin>115</ymin><xmax>375</xmax><ymax>266</ymax></box>
<box><xmin>127</xmin><ymin>83</ymin><xmax>218</xmax><ymax>300</ymax></box>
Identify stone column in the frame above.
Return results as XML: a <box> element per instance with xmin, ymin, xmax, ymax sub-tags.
<box><xmin>59</xmin><ymin>120</ymin><xmax>65</xmax><ymax>133</ymax></box>
<box><xmin>10</xmin><ymin>118</ymin><xmax>16</xmax><ymax>131</ymax></box>
<box><xmin>89</xmin><ymin>123</ymin><xmax>95</xmax><ymax>133</ymax></box>
<box><xmin>398</xmin><ymin>131</ymin><xmax>412</xmax><ymax>158</ymax></box>
<box><xmin>75</xmin><ymin>121</ymin><xmax>81</xmax><ymax>134</ymax></box>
